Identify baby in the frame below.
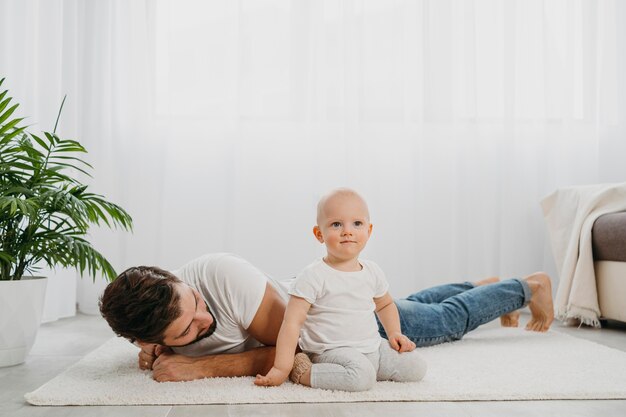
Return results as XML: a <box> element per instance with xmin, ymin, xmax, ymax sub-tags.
<box><xmin>255</xmin><ymin>188</ymin><xmax>426</xmax><ymax>391</ymax></box>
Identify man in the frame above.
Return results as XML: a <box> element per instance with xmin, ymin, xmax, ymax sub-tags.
<box><xmin>100</xmin><ymin>252</ymin><xmax>554</xmax><ymax>382</ymax></box>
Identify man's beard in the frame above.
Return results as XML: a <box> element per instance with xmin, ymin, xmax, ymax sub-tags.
<box><xmin>188</xmin><ymin>318</ymin><xmax>217</xmax><ymax>345</ymax></box>
<box><xmin>176</xmin><ymin>303</ymin><xmax>218</xmax><ymax>347</ymax></box>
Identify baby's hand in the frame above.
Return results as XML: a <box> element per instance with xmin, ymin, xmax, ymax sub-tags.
<box><xmin>254</xmin><ymin>366</ymin><xmax>289</xmax><ymax>387</ymax></box>
<box><xmin>388</xmin><ymin>332</ymin><xmax>416</xmax><ymax>352</ymax></box>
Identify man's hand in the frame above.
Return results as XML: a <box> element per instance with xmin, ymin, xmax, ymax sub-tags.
<box><xmin>152</xmin><ymin>351</ymin><xmax>205</xmax><ymax>382</ymax></box>
<box><xmin>137</xmin><ymin>346</ymin><xmax>277</xmax><ymax>382</ymax></box>
<box><xmin>254</xmin><ymin>366</ymin><xmax>289</xmax><ymax>387</ymax></box>
<box><xmin>137</xmin><ymin>343</ymin><xmax>171</xmax><ymax>370</ymax></box>
<box><xmin>388</xmin><ymin>332</ymin><xmax>416</xmax><ymax>352</ymax></box>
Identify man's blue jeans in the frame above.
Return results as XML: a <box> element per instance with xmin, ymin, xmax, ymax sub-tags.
<box><xmin>378</xmin><ymin>279</ymin><xmax>532</xmax><ymax>347</ymax></box>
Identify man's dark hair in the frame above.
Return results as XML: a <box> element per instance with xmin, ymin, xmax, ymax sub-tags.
<box><xmin>99</xmin><ymin>266</ymin><xmax>182</xmax><ymax>344</ymax></box>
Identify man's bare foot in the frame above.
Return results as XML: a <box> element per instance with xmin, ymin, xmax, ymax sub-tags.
<box><xmin>500</xmin><ymin>310</ymin><xmax>520</xmax><ymax>327</ymax></box>
<box><xmin>523</xmin><ymin>272</ymin><xmax>554</xmax><ymax>332</ymax></box>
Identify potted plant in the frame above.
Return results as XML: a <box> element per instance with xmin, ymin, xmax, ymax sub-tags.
<box><xmin>0</xmin><ymin>78</ymin><xmax>133</xmax><ymax>367</ymax></box>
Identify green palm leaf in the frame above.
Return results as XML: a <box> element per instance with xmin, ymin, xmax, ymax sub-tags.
<box><xmin>0</xmin><ymin>78</ymin><xmax>133</xmax><ymax>281</ymax></box>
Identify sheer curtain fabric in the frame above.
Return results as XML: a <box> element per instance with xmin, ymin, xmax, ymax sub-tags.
<box><xmin>1</xmin><ymin>0</ymin><xmax>625</xmax><ymax>318</ymax></box>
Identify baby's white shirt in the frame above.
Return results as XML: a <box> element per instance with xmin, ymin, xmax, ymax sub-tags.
<box><xmin>289</xmin><ymin>258</ymin><xmax>389</xmax><ymax>354</ymax></box>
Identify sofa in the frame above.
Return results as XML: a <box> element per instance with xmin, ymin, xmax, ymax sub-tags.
<box><xmin>592</xmin><ymin>211</ymin><xmax>626</xmax><ymax>324</ymax></box>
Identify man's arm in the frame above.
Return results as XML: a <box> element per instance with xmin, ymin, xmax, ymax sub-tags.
<box><xmin>150</xmin><ymin>281</ymin><xmax>286</xmax><ymax>382</ymax></box>
<box><xmin>246</xmin><ymin>282</ymin><xmax>286</xmax><ymax>346</ymax></box>
<box><xmin>151</xmin><ymin>346</ymin><xmax>276</xmax><ymax>382</ymax></box>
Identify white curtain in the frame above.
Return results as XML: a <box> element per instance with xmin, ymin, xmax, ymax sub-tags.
<box><xmin>2</xmin><ymin>0</ymin><xmax>625</xmax><ymax>319</ymax></box>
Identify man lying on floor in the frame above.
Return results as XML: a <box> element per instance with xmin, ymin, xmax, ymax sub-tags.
<box><xmin>99</xmin><ymin>253</ymin><xmax>554</xmax><ymax>382</ymax></box>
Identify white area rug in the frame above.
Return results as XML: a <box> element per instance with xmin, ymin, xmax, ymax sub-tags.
<box><xmin>25</xmin><ymin>327</ymin><xmax>626</xmax><ymax>405</ymax></box>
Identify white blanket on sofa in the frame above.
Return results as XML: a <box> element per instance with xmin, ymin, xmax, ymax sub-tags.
<box><xmin>541</xmin><ymin>182</ymin><xmax>626</xmax><ymax>327</ymax></box>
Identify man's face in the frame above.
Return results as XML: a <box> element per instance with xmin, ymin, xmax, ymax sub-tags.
<box><xmin>160</xmin><ymin>283</ymin><xmax>216</xmax><ymax>347</ymax></box>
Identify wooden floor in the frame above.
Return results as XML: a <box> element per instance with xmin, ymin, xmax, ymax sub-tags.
<box><xmin>2</xmin><ymin>313</ymin><xmax>626</xmax><ymax>417</ymax></box>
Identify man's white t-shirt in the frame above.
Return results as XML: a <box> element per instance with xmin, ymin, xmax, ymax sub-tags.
<box><xmin>170</xmin><ymin>253</ymin><xmax>269</xmax><ymax>356</ymax></box>
<box><xmin>289</xmin><ymin>258</ymin><xmax>389</xmax><ymax>354</ymax></box>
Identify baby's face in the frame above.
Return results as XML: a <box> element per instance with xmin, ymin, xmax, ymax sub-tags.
<box><xmin>316</xmin><ymin>194</ymin><xmax>372</xmax><ymax>263</ymax></box>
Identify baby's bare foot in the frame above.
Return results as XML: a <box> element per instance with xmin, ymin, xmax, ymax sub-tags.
<box><xmin>524</xmin><ymin>272</ymin><xmax>554</xmax><ymax>332</ymax></box>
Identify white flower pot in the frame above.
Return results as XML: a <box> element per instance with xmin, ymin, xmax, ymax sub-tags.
<box><xmin>0</xmin><ymin>276</ymin><xmax>48</xmax><ymax>367</ymax></box>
